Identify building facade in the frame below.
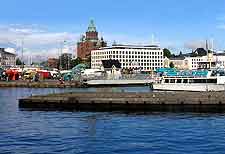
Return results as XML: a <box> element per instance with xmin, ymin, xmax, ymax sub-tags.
<box><xmin>164</xmin><ymin>52</ymin><xmax>218</xmax><ymax>70</ymax></box>
<box><xmin>91</xmin><ymin>45</ymin><xmax>164</xmax><ymax>72</ymax></box>
<box><xmin>77</xmin><ymin>20</ymin><xmax>107</xmax><ymax>60</ymax></box>
<box><xmin>164</xmin><ymin>57</ymin><xmax>186</xmax><ymax>70</ymax></box>
<box><xmin>47</xmin><ymin>58</ymin><xmax>59</xmax><ymax>69</ymax></box>
<box><xmin>214</xmin><ymin>53</ymin><xmax>225</xmax><ymax>68</ymax></box>
<box><xmin>59</xmin><ymin>53</ymin><xmax>72</xmax><ymax>70</ymax></box>
<box><xmin>0</xmin><ymin>48</ymin><xmax>16</xmax><ymax>67</ymax></box>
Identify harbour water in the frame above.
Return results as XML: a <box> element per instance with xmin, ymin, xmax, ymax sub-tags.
<box><xmin>1</xmin><ymin>87</ymin><xmax>225</xmax><ymax>154</ymax></box>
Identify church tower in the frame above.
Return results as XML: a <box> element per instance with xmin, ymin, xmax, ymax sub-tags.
<box><xmin>76</xmin><ymin>20</ymin><xmax>107</xmax><ymax>60</ymax></box>
<box><xmin>86</xmin><ymin>20</ymin><xmax>98</xmax><ymax>41</ymax></box>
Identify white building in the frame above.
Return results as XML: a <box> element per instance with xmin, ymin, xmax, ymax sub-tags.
<box><xmin>164</xmin><ymin>52</ymin><xmax>222</xmax><ymax>70</ymax></box>
<box><xmin>0</xmin><ymin>48</ymin><xmax>16</xmax><ymax>67</ymax></box>
<box><xmin>214</xmin><ymin>53</ymin><xmax>225</xmax><ymax>69</ymax></box>
<box><xmin>91</xmin><ymin>44</ymin><xmax>164</xmax><ymax>72</ymax></box>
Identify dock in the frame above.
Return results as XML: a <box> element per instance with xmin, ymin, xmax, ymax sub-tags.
<box><xmin>86</xmin><ymin>79</ymin><xmax>153</xmax><ymax>86</ymax></box>
<box><xmin>0</xmin><ymin>81</ymin><xmax>82</xmax><ymax>88</ymax></box>
<box><xmin>19</xmin><ymin>91</ymin><xmax>225</xmax><ymax>112</ymax></box>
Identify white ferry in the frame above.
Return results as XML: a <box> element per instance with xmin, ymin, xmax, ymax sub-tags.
<box><xmin>153</xmin><ymin>70</ymin><xmax>225</xmax><ymax>92</ymax></box>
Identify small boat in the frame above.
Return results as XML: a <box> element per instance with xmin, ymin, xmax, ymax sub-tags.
<box><xmin>153</xmin><ymin>70</ymin><xmax>225</xmax><ymax>92</ymax></box>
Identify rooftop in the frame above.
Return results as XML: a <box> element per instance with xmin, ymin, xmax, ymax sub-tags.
<box><xmin>169</xmin><ymin>57</ymin><xmax>185</xmax><ymax>60</ymax></box>
<box><xmin>0</xmin><ymin>48</ymin><xmax>16</xmax><ymax>55</ymax></box>
<box><xmin>87</xmin><ymin>20</ymin><xmax>97</xmax><ymax>32</ymax></box>
<box><xmin>99</xmin><ymin>44</ymin><xmax>161</xmax><ymax>50</ymax></box>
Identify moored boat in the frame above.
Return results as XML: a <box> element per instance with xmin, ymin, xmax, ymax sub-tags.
<box><xmin>153</xmin><ymin>70</ymin><xmax>225</xmax><ymax>91</ymax></box>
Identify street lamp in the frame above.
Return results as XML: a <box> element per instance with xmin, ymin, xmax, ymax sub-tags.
<box><xmin>21</xmin><ymin>38</ymin><xmax>24</xmax><ymax>71</ymax></box>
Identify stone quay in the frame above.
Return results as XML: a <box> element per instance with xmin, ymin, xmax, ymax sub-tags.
<box><xmin>19</xmin><ymin>91</ymin><xmax>225</xmax><ymax>113</ymax></box>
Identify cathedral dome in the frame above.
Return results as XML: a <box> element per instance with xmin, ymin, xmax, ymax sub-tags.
<box><xmin>87</xmin><ymin>20</ymin><xmax>97</xmax><ymax>32</ymax></box>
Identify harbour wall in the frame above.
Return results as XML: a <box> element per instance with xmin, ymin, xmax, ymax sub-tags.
<box><xmin>0</xmin><ymin>81</ymin><xmax>82</xmax><ymax>88</ymax></box>
<box><xmin>19</xmin><ymin>91</ymin><xmax>225</xmax><ymax>112</ymax></box>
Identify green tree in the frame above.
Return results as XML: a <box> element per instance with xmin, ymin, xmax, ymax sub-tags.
<box><xmin>71</xmin><ymin>57</ymin><xmax>82</xmax><ymax>68</ymax></box>
<box><xmin>169</xmin><ymin>62</ymin><xmax>175</xmax><ymax>68</ymax></box>
<box><xmin>163</xmin><ymin>48</ymin><xmax>172</xmax><ymax>58</ymax></box>
<box><xmin>85</xmin><ymin>56</ymin><xmax>91</xmax><ymax>68</ymax></box>
<box><xmin>16</xmin><ymin>58</ymin><xmax>23</xmax><ymax>65</ymax></box>
<box><xmin>40</xmin><ymin>61</ymin><xmax>48</xmax><ymax>67</ymax></box>
<box><xmin>179</xmin><ymin>51</ymin><xmax>183</xmax><ymax>56</ymax></box>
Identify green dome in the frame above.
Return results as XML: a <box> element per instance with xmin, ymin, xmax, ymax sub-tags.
<box><xmin>87</xmin><ymin>20</ymin><xmax>97</xmax><ymax>32</ymax></box>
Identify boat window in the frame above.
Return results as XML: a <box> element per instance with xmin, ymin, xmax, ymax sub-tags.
<box><xmin>170</xmin><ymin>79</ymin><xmax>175</xmax><ymax>83</ymax></box>
<box><xmin>177</xmin><ymin>79</ymin><xmax>182</xmax><ymax>83</ymax></box>
<box><xmin>183</xmin><ymin>79</ymin><xmax>188</xmax><ymax>83</ymax></box>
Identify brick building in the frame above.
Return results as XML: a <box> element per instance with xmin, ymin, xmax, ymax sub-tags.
<box><xmin>48</xmin><ymin>58</ymin><xmax>59</xmax><ymax>69</ymax></box>
<box><xmin>77</xmin><ymin>20</ymin><xmax>107</xmax><ymax>60</ymax></box>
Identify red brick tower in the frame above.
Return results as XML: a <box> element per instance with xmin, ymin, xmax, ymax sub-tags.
<box><xmin>77</xmin><ymin>20</ymin><xmax>107</xmax><ymax>60</ymax></box>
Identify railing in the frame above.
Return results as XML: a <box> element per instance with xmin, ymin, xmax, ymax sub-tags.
<box><xmin>81</xmin><ymin>74</ymin><xmax>154</xmax><ymax>81</ymax></box>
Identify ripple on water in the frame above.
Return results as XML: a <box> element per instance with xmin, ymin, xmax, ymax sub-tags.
<box><xmin>1</xmin><ymin>88</ymin><xmax>225</xmax><ymax>154</ymax></box>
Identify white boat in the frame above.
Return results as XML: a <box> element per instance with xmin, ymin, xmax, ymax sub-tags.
<box><xmin>153</xmin><ymin>71</ymin><xmax>225</xmax><ymax>92</ymax></box>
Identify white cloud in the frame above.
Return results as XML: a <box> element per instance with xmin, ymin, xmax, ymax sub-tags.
<box><xmin>0</xmin><ymin>24</ymin><xmax>79</xmax><ymax>62</ymax></box>
<box><xmin>217</xmin><ymin>16</ymin><xmax>225</xmax><ymax>21</ymax></box>
<box><xmin>217</xmin><ymin>24</ymin><xmax>225</xmax><ymax>30</ymax></box>
<box><xmin>184</xmin><ymin>40</ymin><xmax>205</xmax><ymax>49</ymax></box>
<box><xmin>103</xmin><ymin>33</ymin><xmax>159</xmax><ymax>45</ymax></box>
<box><xmin>184</xmin><ymin>40</ymin><xmax>215</xmax><ymax>50</ymax></box>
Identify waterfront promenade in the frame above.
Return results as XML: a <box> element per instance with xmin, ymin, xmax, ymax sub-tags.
<box><xmin>19</xmin><ymin>91</ymin><xmax>225</xmax><ymax>112</ymax></box>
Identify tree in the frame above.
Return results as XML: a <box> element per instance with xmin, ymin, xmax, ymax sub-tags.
<box><xmin>40</xmin><ymin>61</ymin><xmax>48</xmax><ymax>67</ymax></box>
<box><xmin>169</xmin><ymin>62</ymin><xmax>175</xmax><ymax>68</ymax></box>
<box><xmin>71</xmin><ymin>57</ymin><xmax>82</xmax><ymax>68</ymax></box>
<box><xmin>16</xmin><ymin>58</ymin><xmax>23</xmax><ymax>65</ymax></box>
<box><xmin>163</xmin><ymin>48</ymin><xmax>172</xmax><ymax>58</ymax></box>
<box><xmin>85</xmin><ymin>56</ymin><xmax>91</xmax><ymax>68</ymax></box>
<box><xmin>179</xmin><ymin>51</ymin><xmax>183</xmax><ymax>56</ymax></box>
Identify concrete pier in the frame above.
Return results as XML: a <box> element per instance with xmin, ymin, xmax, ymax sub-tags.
<box><xmin>86</xmin><ymin>79</ymin><xmax>153</xmax><ymax>86</ymax></box>
<box><xmin>19</xmin><ymin>91</ymin><xmax>225</xmax><ymax>112</ymax></box>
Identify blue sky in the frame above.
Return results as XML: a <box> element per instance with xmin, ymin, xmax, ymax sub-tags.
<box><xmin>0</xmin><ymin>0</ymin><xmax>225</xmax><ymax>60</ymax></box>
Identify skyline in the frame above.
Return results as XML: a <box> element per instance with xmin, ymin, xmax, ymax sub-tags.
<box><xmin>0</xmin><ymin>0</ymin><xmax>225</xmax><ymax>61</ymax></box>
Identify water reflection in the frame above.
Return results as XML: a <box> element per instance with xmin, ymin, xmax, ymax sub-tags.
<box><xmin>1</xmin><ymin>87</ymin><xmax>225</xmax><ymax>154</ymax></box>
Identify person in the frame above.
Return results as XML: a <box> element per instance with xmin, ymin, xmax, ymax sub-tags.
<box><xmin>15</xmin><ymin>73</ymin><xmax>19</xmax><ymax>80</ymax></box>
<box><xmin>6</xmin><ymin>73</ymin><xmax>9</xmax><ymax>82</ymax></box>
<box><xmin>59</xmin><ymin>77</ymin><xmax>64</xmax><ymax>84</ymax></box>
<box><xmin>2</xmin><ymin>71</ymin><xmax>6</xmax><ymax>81</ymax></box>
<box><xmin>35</xmin><ymin>73</ymin><xmax>39</xmax><ymax>82</ymax></box>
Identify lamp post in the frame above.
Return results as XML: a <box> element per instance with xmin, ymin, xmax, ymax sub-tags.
<box><xmin>21</xmin><ymin>39</ymin><xmax>24</xmax><ymax>71</ymax></box>
<box><xmin>59</xmin><ymin>40</ymin><xmax>65</xmax><ymax>70</ymax></box>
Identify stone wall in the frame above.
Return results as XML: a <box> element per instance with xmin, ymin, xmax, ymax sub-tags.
<box><xmin>19</xmin><ymin>91</ymin><xmax>225</xmax><ymax>112</ymax></box>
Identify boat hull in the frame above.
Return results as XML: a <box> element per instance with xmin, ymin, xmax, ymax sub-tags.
<box><xmin>153</xmin><ymin>83</ymin><xmax>225</xmax><ymax>92</ymax></box>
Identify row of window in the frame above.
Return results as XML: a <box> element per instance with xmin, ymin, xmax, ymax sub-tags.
<box><xmin>121</xmin><ymin>63</ymin><xmax>163</xmax><ymax>66</ymax></box>
<box><xmin>92</xmin><ymin>55</ymin><xmax>163</xmax><ymax>59</ymax></box>
<box><xmin>92</xmin><ymin>50</ymin><xmax>163</xmax><ymax>55</ymax></box>
<box><xmin>92</xmin><ymin>59</ymin><xmax>163</xmax><ymax>63</ymax></box>
<box><xmin>193</xmin><ymin>58</ymin><xmax>203</xmax><ymax>61</ymax></box>
<box><xmin>91</xmin><ymin>64</ymin><xmax>161</xmax><ymax>70</ymax></box>
<box><xmin>92</xmin><ymin>62</ymin><xmax>163</xmax><ymax>67</ymax></box>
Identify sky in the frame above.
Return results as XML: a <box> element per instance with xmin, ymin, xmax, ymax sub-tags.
<box><xmin>1</xmin><ymin>0</ymin><xmax>225</xmax><ymax>62</ymax></box>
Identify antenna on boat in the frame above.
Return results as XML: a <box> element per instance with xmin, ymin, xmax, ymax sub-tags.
<box><xmin>151</xmin><ymin>34</ymin><xmax>154</xmax><ymax>45</ymax></box>
<box><xmin>211</xmin><ymin>38</ymin><xmax>214</xmax><ymax>52</ymax></box>
<box><xmin>206</xmin><ymin>40</ymin><xmax>209</xmax><ymax>53</ymax></box>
